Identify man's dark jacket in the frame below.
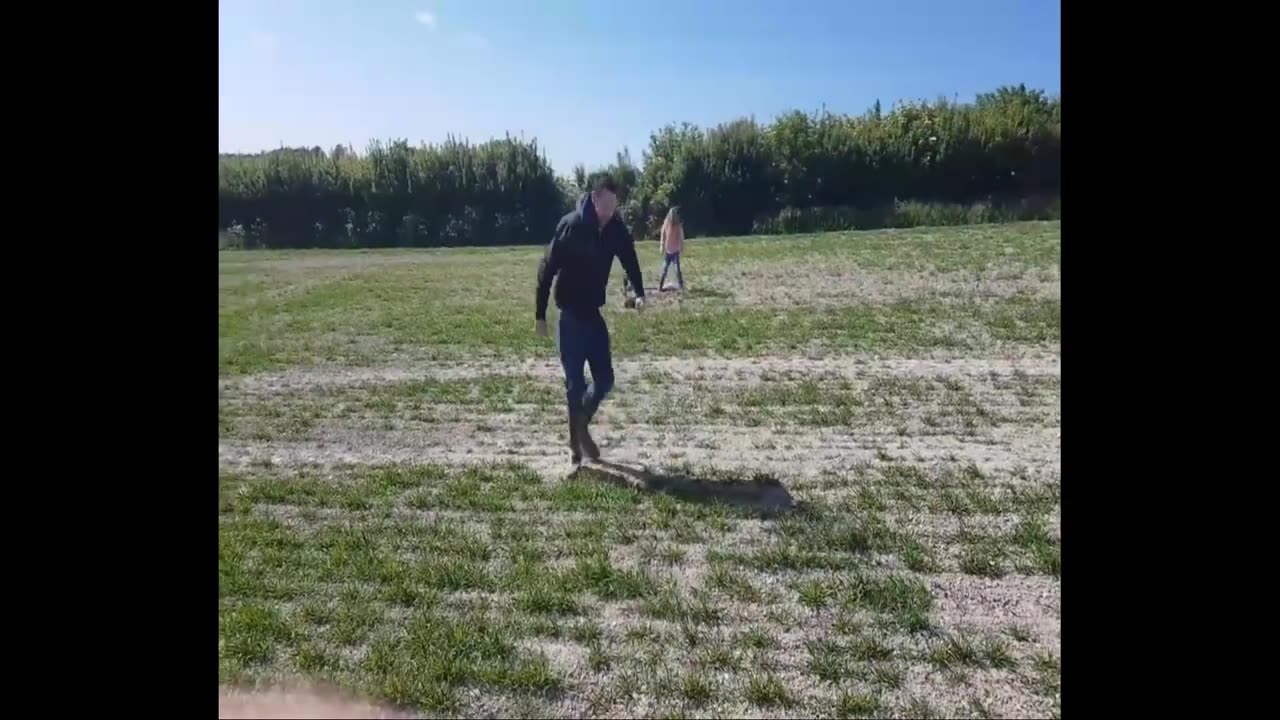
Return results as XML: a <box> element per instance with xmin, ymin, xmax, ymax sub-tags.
<box><xmin>535</xmin><ymin>193</ymin><xmax>645</xmax><ymax>321</ymax></box>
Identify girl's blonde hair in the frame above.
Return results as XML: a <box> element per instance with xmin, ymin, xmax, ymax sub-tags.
<box><xmin>662</xmin><ymin>206</ymin><xmax>682</xmax><ymax>230</ymax></box>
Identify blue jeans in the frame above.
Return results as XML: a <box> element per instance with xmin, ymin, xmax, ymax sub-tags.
<box><xmin>659</xmin><ymin>252</ymin><xmax>684</xmax><ymax>288</ymax></box>
<box><xmin>556</xmin><ymin>306</ymin><xmax>614</xmax><ymax>419</ymax></box>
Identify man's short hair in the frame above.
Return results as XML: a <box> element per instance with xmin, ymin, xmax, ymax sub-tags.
<box><xmin>590</xmin><ymin>173</ymin><xmax>619</xmax><ymax>195</ymax></box>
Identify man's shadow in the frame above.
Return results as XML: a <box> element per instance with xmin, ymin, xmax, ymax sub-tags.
<box><xmin>574</xmin><ymin>460</ymin><xmax>796</xmax><ymax>518</ymax></box>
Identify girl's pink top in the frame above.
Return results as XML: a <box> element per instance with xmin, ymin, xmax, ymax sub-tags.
<box><xmin>662</xmin><ymin>222</ymin><xmax>684</xmax><ymax>254</ymax></box>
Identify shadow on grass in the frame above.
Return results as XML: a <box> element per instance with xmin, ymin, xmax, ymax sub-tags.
<box><xmin>619</xmin><ymin>284</ymin><xmax>732</xmax><ymax>306</ymax></box>
<box><xmin>648</xmin><ymin>284</ymin><xmax>732</xmax><ymax>300</ymax></box>
<box><xmin>575</xmin><ymin>459</ymin><xmax>795</xmax><ymax>517</ymax></box>
<box><xmin>676</xmin><ymin>285</ymin><xmax>732</xmax><ymax>300</ymax></box>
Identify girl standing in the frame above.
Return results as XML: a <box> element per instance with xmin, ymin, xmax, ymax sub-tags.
<box><xmin>658</xmin><ymin>207</ymin><xmax>686</xmax><ymax>290</ymax></box>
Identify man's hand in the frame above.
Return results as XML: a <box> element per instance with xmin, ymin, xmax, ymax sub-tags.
<box><xmin>535</xmin><ymin>319</ymin><xmax>548</xmax><ymax>337</ymax></box>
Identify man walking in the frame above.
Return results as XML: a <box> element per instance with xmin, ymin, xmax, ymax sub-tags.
<box><xmin>536</xmin><ymin>175</ymin><xmax>646</xmax><ymax>465</ymax></box>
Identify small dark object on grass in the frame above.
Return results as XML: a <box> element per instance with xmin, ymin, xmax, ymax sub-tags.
<box><xmin>622</xmin><ymin>275</ymin><xmax>639</xmax><ymax>308</ymax></box>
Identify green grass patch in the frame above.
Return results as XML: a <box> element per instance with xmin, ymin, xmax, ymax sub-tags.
<box><xmin>219</xmin><ymin>453</ymin><xmax>1057</xmax><ymax>714</ymax></box>
<box><xmin>708</xmin><ymin>565</ymin><xmax>765</xmax><ymax>604</ymax></box>
<box><xmin>221</xmin><ymin>223</ymin><xmax>1060</xmax><ymax>375</ymax></box>
<box><xmin>743</xmin><ymin>673</ymin><xmax>795</xmax><ymax>708</ymax></box>
<box><xmin>836</xmin><ymin>690</ymin><xmax>883</xmax><ymax>719</ymax></box>
<box><xmin>738</xmin><ymin>627</ymin><xmax>778</xmax><ymax>652</ymax></box>
<box><xmin>695</xmin><ymin>643</ymin><xmax>742</xmax><ymax>672</ymax></box>
<box><xmin>220</xmin><ymin>603</ymin><xmax>296</xmax><ymax>666</ymax></box>
<box><xmin>641</xmin><ymin>587</ymin><xmax>724</xmax><ymax>626</ymax></box>
<box><xmin>1010</xmin><ymin>517</ymin><xmax>1061</xmax><ymax>577</ymax></box>
<box><xmin>1030</xmin><ymin>652</ymin><xmax>1061</xmax><ymax>698</ymax></box>
<box><xmin>362</xmin><ymin>610</ymin><xmax>560</xmax><ymax>711</ymax></box>
<box><xmin>929</xmin><ymin>633</ymin><xmax>1018</xmax><ymax>671</ymax></box>
<box><xmin>679</xmin><ymin>670</ymin><xmax>715</xmax><ymax>707</ymax></box>
<box><xmin>959</xmin><ymin>535</ymin><xmax>1009</xmax><ymax>578</ymax></box>
<box><xmin>835</xmin><ymin>572</ymin><xmax>934</xmax><ymax>632</ymax></box>
<box><xmin>569</xmin><ymin>555</ymin><xmax>658</xmax><ymax>600</ymax></box>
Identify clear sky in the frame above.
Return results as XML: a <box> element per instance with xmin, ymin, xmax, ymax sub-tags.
<box><xmin>219</xmin><ymin>0</ymin><xmax>1060</xmax><ymax>173</ymax></box>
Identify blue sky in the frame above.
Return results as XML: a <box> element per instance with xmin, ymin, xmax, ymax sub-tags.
<box><xmin>219</xmin><ymin>0</ymin><xmax>1060</xmax><ymax>173</ymax></box>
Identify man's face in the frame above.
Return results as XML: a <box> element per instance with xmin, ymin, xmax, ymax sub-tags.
<box><xmin>591</xmin><ymin>189</ymin><xmax>618</xmax><ymax>223</ymax></box>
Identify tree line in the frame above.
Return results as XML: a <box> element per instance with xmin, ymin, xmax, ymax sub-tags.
<box><xmin>218</xmin><ymin>84</ymin><xmax>1059</xmax><ymax>249</ymax></box>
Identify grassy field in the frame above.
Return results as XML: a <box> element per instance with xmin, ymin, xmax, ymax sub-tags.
<box><xmin>219</xmin><ymin>222</ymin><xmax>1061</xmax><ymax>718</ymax></box>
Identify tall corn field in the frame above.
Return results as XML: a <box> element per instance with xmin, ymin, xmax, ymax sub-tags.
<box><xmin>218</xmin><ymin>136</ymin><xmax>565</xmax><ymax>249</ymax></box>
<box><xmin>219</xmin><ymin>85</ymin><xmax>1060</xmax><ymax>248</ymax></box>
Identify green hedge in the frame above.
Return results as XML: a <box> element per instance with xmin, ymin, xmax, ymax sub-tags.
<box><xmin>219</xmin><ymin>84</ymin><xmax>1059</xmax><ymax>248</ymax></box>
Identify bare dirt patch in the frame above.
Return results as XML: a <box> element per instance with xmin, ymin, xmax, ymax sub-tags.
<box><xmin>219</xmin><ymin>422</ymin><xmax>1060</xmax><ymax>482</ymax></box>
<box><xmin>932</xmin><ymin>574</ymin><xmax>1061</xmax><ymax>646</ymax></box>
<box><xmin>221</xmin><ymin>352</ymin><xmax>1060</xmax><ymax>398</ymax></box>
<box><xmin>219</xmin><ymin>684</ymin><xmax>411</xmax><ymax>719</ymax></box>
<box><xmin>713</xmin><ymin>262</ymin><xmax>1059</xmax><ymax>307</ymax></box>
<box><xmin>219</xmin><ymin>350</ymin><xmax>1061</xmax><ymax>486</ymax></box>
<box><xmin>884</xmin><ymin>664</ymin><xmax>1057</xmax><ymax>719</ymax></box>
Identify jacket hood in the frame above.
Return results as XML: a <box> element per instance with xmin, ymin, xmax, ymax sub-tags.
<box><xmin>577</xmin><ymin>192</ymin><xmax>598</xmax><ymax>225</ymax></box>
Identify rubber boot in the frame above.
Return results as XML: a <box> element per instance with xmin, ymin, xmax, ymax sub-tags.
<box><xmin>574</xmin><ymin>412</ymin><xmax>600</xmax><ymax>461</ymax></box>
<box><xmin>568</xmin><ymin>409</ymin><xmax>582</xmax><ymax>465</ymax></box>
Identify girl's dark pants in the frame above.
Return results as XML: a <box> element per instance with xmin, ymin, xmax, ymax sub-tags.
<box><xmin>659</xmin><ymin>252</ymin><xmax>683</xmax><ymax>288</ymax></box>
